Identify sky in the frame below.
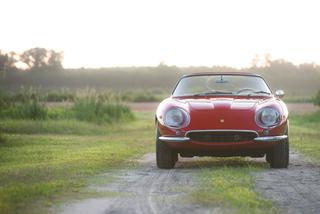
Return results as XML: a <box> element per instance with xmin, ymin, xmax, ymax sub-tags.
<box><xmin>0</xmin><ymin>0</ymin><xmax>320</xmax><ymax>68</ymax></box>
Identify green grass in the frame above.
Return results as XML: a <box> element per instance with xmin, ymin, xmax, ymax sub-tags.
<box><xmin>191</xmin><ymin>158</ymin><xmax>274</xmax><ymax>214</ymax></box>
<box><xmin>0</xmin><ymin>88</ymin><xmax>165</xmax><ymax>105</ymax></box>
<box><xmin>0</xmin><ymin>112</ymin><xmax>154</xmax><ymax>214</ymax></box>
<box><xmin>290</xmin><ymin>110</ymin><xmax>320</xmax><ymax>160</ymax></box>
<box><xmin>282</xmin><ymin>96</ymin><xmax>313</xmax><ymax>103</ymax></box>
<box><xmin>313</xmin><ymin>90</ymin><xmax>320</xmax><ymax>106</ymax></box>
<box><xmin>71</xmin><ymin>98</ymin><xmax>134</xmax><ymax>124</ymax></box>
<box><xmin>0</xmin><ymin>119</ymin><xmax>110</xmax><ymax>135</ymax></box>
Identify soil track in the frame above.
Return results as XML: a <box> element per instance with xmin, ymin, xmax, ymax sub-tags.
<box><xmin>57</xmin><ymin>154</ymin><xmax>215</xmax><ymax>214</ymax></box>
<box><xmin>56</xmin><ymin>152</ymin><xmax>320</xmax><ymax>214</ymax></box>
<box><xmin>255</xmin><ymin>151</ymin><xmax>320</xmax><ymax>214</ymax></box>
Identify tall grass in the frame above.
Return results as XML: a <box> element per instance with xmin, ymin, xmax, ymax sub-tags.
<box><xmin>0</xmin><ymin>87</ymin><xmax>163</xmax><ymax>104</ymax></box>
<box><xmin>0</xmin><ymin>93</ymin><xmax>48</xmax><ymax>120</ymax></box>
<box><xmin>0</xmin><ymin>89</ymin><xmax>135</xmax><ymax>124</ymax></box>
<box><xmin>290</xmin><ymin>110</ymin><xmax>320</xmax><ymax>160</ymax></box>
<box><xmin>72</xmin><ymin>97</ymin><xmax>134</xmax><ymax>124</ymax></box>
<box><xmin>121</xmin><ymin>90</ymin><xmax>160</xmax><ymax>102</ymax></box>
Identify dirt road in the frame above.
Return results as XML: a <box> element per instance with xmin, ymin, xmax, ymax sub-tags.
<box><xmin>55</xmin><ymin>152</ymin><xmax>320</xmax><ymax>214</ymax></box>
<box><xmin>255</xmin><ymin>151</ymin><xmax>320</xmax><ymax>214</ymax></box>
<box><xmin>56</xmin><ymin>153</ymin><xmax>215</xmax><ymax>214</ymax></box>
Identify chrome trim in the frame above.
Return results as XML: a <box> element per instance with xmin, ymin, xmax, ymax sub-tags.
<box><xmin>186</xmin><ymin>129</ymin><xmax>259</xmax><ymax>136</ymax></box>
<box><xmin>159</xmin><ymin>136</ymin><xmax>190</xmax><ymax>143</ymax></box>
<box><xmin>254</xmin><ymin>135</ymin><xmax>287</xmax><ymax>142</ymax></box>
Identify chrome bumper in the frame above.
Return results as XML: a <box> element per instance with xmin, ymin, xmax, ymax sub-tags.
<box><xmin>254</xmin><ymin>135</ymin><xmax>288</xmax><ymax>142</ymax></box>
<box><xmin>159</xmin><ymin>135</ymin><xmax>288</xmax><ymax>143</ymax></box>
<box><xmin>159</xmin><ymin>136</ymin><xmax>190</xmax><ymax>143</ymax></box>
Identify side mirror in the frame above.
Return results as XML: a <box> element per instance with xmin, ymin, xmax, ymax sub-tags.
<box><xmin>275</xmin><ymin>90</ymin><xmax>285</xmax><ymax>98</ymax></box>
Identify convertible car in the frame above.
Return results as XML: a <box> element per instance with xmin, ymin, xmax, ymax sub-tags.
<box><xmin>155</xmin><ymin>73</ymin><xmax>289</xmax><ymax>169</ymax></box>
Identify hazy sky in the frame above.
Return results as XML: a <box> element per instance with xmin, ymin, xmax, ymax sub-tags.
<box><xmin>1</xmin><ymin>0</ymin><xmax>319</xmax><ymax>68</ymax></box>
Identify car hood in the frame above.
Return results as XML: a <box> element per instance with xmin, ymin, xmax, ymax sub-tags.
<box><xmin>175</xmin><ymin>97</ymin><xmax>273</xmax><ymax>130</ymax></box>
<box><xmin>181</xmin><ymin>97</ymin><xmax>261</xmax><ymax>111</ymax></box>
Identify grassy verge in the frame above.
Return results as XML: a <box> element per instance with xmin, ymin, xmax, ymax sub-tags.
<box><xmin>0</xmin><ymin>112</ymin><xmax>154</xmax><ymax>214</ymax></box>
<box><xmin>282</xmin><ymin>96</ymin><xmax>313</xmax><ymax>103</ymax></box>
<box><xmin>191</xmin><ymin>158</ymin><xmax>274</xmax><ymax>214</ymax></box>
<box><xmin>290</xmin><ymin>110</ymin><xmax>320</xmax><ymax>160</ymax></box>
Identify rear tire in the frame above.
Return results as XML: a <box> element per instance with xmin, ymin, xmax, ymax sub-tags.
<box><xmin>269</xmin><ymin>133</ymin><xmax>289</xmax><ymax>168</ymax></box>
<box><xmin>156</xmin><ymin>128</ymin><xmax>177</xmax><ymax>169</ymax></box>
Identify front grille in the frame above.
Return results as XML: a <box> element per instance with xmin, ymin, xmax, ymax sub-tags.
<box><xmin>186</xmin><ymin>130</ymin><xmax>258</xmax><ymax>143</ymax></box>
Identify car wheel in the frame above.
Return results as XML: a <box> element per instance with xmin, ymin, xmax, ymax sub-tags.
<box><xmin>270</xmin><ymin>133</ymin><xmax>289</xmax><ymax>168</ymax></box>
<box><xmin>156</xmin><ymin>127</ymin><xmax>176</xmax><ymax>169</ymax></box>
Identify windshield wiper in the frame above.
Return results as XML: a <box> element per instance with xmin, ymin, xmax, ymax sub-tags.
<box><xmin>193</xmin><ymin>91</ymin><xmax>233</xmax><ymax>96</ymax></box>
<box><xmin>247</xmin><ymin>91</ymin><xmax>271</xmax><ymax>96</ymax></box>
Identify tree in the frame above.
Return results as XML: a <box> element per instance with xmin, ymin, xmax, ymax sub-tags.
<box><xmin>20</xmin><ymin>48</ymin><xmax>63</xmax><ymax>71</ymax></box>
<box><xmin>47</xmin><ymin>50</ymin><xmax>63</xmax><ymax>70</ymax></box>
<box><xmin>0</xmin><ymin>51</ymin><xmax>18</xmax><ymax>77</ymax></box>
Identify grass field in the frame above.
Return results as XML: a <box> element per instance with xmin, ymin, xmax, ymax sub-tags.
<box><xmin>0</xmin><ymin>112</ymin><xmax>154</xmax><ymax>214</ymax></box>
<box><xmin>192</xmin><ymin>159</ymin><xmax>275</xmax><ymax>214</ymax></box>
<box><xmin>0</xmin><ymin>103</ymin><xmax>319</xmax><ymax>214</ymax></box>
<box><xmin>290</xmin><ymin>110</ymin><xmax>320</xmax><ymax>160</ymax></box>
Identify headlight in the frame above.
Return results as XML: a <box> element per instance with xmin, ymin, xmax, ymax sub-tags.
<box><xmin>256</xmin><ymin>107</ymin><xmax>280</xmax><ymax>128</ymax></box>
<box><xmin>164</xmin><ymin>108</ymin><xmax>190</xmax><ymax>129</ymax></box>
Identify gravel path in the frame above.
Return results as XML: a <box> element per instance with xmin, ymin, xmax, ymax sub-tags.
<box><xmin>56</xmin><ymin>153</ymin><xmax>217</xmax><ymax>214</ymax></box>
<box><xmin>255</xmin><ymin>151</ymin><xmax>320</xmax><ymax>214</ymax></box>
<box><xmin>55</xmin><ymin>152</ymin><xmax>320</xmax><ymax>214</ymax></box>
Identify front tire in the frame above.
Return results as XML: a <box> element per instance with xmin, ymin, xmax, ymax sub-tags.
<box><xmin>269</xmin><ymin>135</ymin><xmax>289</xmax><ymax>168</ymax></box>
<box><xmin>156</xmin><ymin>128</ymin><xmax>177</xmax><ymax>169</ymax></box>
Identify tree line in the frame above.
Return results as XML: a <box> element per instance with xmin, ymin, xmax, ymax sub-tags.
<box><xmin>0</xmin><ymin>48</ymin><xmax>63</xmax><ymax>74</ymax></box>
<box><xmin>0</xmin><ymin>48</ymin><xmax>319</xmax><ymax>97</ymax></box>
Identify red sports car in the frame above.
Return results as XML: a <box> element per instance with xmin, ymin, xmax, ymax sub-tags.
<box><xmin>155</xmin><ymin>73</ymin><xmax>289</xmax><ymax>169</ymax></box>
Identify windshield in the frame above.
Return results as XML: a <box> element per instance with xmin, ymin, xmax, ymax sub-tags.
<box><xmin>172</xmin><ymin>74</ymin><xmax>272</xmax><ymax>97</ymax></box>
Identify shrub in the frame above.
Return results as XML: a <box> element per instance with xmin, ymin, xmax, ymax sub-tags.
<box><xmin>121</xmin><ymin>90</ymin><xmax>160</xmax><ymax>102</ymax></box>
<box><xmin>0</xmin><ymin>90</ymin><xmax>135</xmax><ymax>124</ymax></box>
<box><xmin>313</xmin><ymin>90</ymin><xmax>320</xmax><ymax>107</ymax></box>
<box><xmin>0</xmin><ymin>90</ymin><xmax>48</xmax><ymax>120</ymax></box>
<box><xmin>72</xmin><ymin>96</ymin><xmax>134</xmax><ymax>124</ymax></box>
<box><xmin>19</xmin><ymin>99</ymin><xmax>48</xmax><ymax>120</ymax></box>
